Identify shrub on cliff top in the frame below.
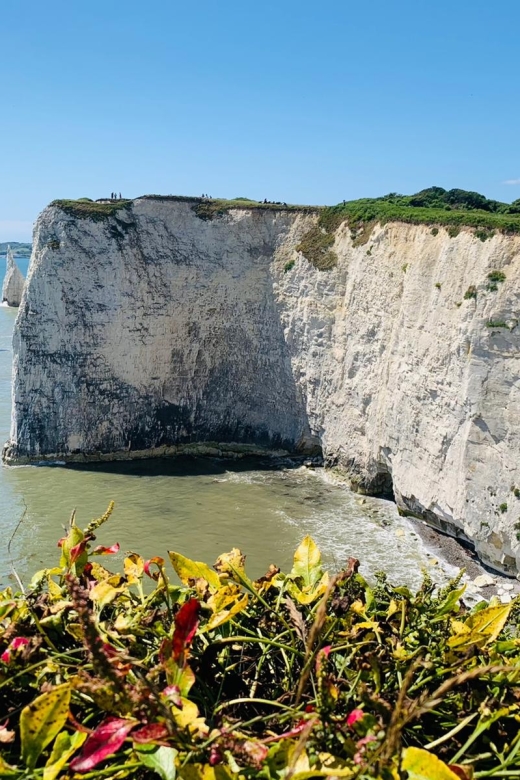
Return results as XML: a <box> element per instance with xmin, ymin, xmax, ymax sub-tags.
<box><xmin>1</xmin><ymin>504</ymin><xmax>520</xmax><ymax>779</ymax></box>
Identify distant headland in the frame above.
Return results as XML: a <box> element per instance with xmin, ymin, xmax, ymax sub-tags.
<box><xmin>0</xmin><ymin>242</ymin><xmax>31</xmax><ymax>257</ymax></box>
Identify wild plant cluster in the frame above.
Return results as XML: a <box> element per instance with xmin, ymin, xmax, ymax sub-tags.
<box><xmin>1</xmin><ymin>503</ymin><xmax>520</xmax><ymax>779</ymax></box>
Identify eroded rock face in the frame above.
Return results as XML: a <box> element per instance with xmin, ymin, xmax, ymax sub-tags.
<box><xmin>4</xmin><ymin>198</ymin><xmax>520</xmax><ymax>573</ymax></box>
<box><xmin>2</xmin><ymin>246</ymin><xmax>25</xmax><ymax>307</ymax></box>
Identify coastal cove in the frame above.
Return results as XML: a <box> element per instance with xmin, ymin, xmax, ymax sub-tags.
<box><xmin>0</xmin><ymin>263</ymin><xmax>462</xmax><ymax>592</ymax></box>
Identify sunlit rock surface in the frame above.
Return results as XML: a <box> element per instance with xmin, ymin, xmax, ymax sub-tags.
<box><xmin>1</xmin><ymin>246</ymin><xmax>25</xmax><ymax>307</ymax></box>
<box><xmin>4</xmin><ymin>197</ymin><xmax>520</xmax><ymax>573</ymax></box>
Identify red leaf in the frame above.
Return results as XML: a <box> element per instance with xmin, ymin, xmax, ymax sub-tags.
<box><xmin>144</xmin><ymin>556</ymin><xmax>165</xmax><ymax>580</ymax></box>
<box><xmin>92</xmin><ymin>543</ymin><xmax>120</xmax><ymax>555</ymax></box>
<box><xmin>172</xmin><ymin>599</ymin><xmax>200</xmax><ymax>661</ymax></box>
<box><xmin>1</xmin><ymin>637</ymin><xmax>30</xmax><ymax>664</ymax></box>
<box><xmin>70</xmin><ymin>540</ymin><xmax>88</xmax><ymax>564</ymax></box>
<box><xmin>132</xmin><ymin>723</ymin><xmax>169</xmax><ymax>744</ymax></box>
<box><xmin>449</xmin><ymin>766</ymin><xmax>474</xmax><ymax>780</ymax></box>
<box><xmin>159</xmin><ymin>638</ymin><xmax>172</xmax><ymax>665</ymax></box>
<box><xmin>346</xmin><ymin>709</ymin><xmax>364</xmax><ymax>727</ymax></box>
<box><xmin>262</xmin><ymin>720</ymin><xmax>310</xmax><ymax>744</ymax></box>
<box><xmin>69</xmin><ymin>717</ymin><xmax>136</xmax><ymax>773</ymax></box>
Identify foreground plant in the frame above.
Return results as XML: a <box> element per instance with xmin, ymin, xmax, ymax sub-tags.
<box><xmin>1</xmin><ymin>504</ymin><xmax>520</xmax><ymax>779</ymax></box>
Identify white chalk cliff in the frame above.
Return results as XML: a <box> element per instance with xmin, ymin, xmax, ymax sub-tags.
<box><xmin>4</xmin><ymin>197</ymin><xmax>520</xmax><ymax>574</ymax></box>
<box><xmin>2</xmin><ymin>245</ymin><xmax>25</xmax><ymax>306</ymax></box>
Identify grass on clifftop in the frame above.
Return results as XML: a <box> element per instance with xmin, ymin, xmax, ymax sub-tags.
<box><xmin>192</xmin><ymin>198</ymin><xmax>320</xmax><ymax>220</ymax></box>
<box><xmin>2</xmin><ymin>502</ymin><xmax>520</xmax><ymax>780</ymax></box>
<box><xmin>51</xmin><ymin>199</ymin><xmax>133</xmax><ymax>220</ymax></box>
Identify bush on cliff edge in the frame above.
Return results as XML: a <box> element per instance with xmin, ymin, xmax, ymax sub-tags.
<box><xmin>1</xmin><ymin>504</ymin><xmax>520</xmax><ymax>779</ymax></box>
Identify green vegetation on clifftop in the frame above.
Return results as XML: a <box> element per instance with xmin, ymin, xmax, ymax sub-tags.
<box><xmin>51</xmin><ymin>199</ymin><xmax>133</xmax><ymax>220</ymax></box>
<box><xmin>296</xmin><ymin>186</ymin><xmax>520</xmax><ymax>270</ymax></box>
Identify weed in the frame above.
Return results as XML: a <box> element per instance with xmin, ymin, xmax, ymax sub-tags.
<box><xmin>486</xmin><ymin>320</ymin><xmax>508</xmax><ymax>329</ymax></box>
<box><xmin>476</xmin><ymin>229</ymin><xmax>495</xmax><ymax>241</ymax></box>
<box><xmin>464</xmin><ymin>285</ymin><xmax>477</xmax><ymax>300</ymax></box>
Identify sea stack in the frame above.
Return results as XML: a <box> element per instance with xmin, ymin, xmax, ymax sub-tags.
<box><xmin>1</xmin><ymin>245</ymin><xmax>25</xmax><ymax>307</ymax></box>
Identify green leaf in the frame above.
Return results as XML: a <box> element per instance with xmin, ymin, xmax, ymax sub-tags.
<box><xmin>433</xmin><ymin>585</ymin><xmax>466</xmax><ymax>620</ymax></box>
<box><xmin>20</xmin><ymin>683</ymin><xmax>71</xmax><ymax>769</ymax></box>
<box><xmin>136</xmin><ymin>745</ymin><xmax>178</xmax><ymax>780</ymax></box>
<box><xmin>402</xmin><ymin>747</ymin><xmax>462</xmax><ymax>780</ymax></box>
<box><xmin>44</xmin><ymin>730</ymin><xmax>86</xmax><ymax>780</ymax></box>
<box><xmin>60</xmin><ymin>523</ymin><xmax>85</xmax><ymax>569</ymax></box>
<box><xmin>291</xmin><ymin>536</ymin><xmax>323</xmax><ymax>588</ymax></box>
<box><xmin>168</xmin><ymin>551</ymin><xmax>221</xmax><ymax>590</ymax></box>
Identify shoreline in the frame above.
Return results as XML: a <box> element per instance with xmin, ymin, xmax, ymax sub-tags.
<box><xmin>412</xmin><ymin>515</ymin><xmax>520</xmax><ymax>601</ymax></box>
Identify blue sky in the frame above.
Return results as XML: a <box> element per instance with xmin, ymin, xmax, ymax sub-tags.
<box><xmin>1</xmin><ymin>0</ymin><xmax>519</xmax><ymax>241</ymax></box>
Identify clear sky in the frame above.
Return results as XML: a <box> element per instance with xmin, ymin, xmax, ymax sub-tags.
<box><xmin>1</xmin><ymin>0</ymin><xmax>520</xmax><ymax>241</ymax></box>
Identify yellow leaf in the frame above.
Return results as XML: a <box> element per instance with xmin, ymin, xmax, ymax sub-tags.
<box><xmin>170</xmin><ymin>698</ymin><xmax>209</xmax><ymax>737</ymax></box>
<box><xmin>387</xmin><ymin>599</ymin><xmax>400</xmax><ymax>619</ymax></box>
<box><xmin>402</xmin><ymin>747</ymin><xmax>462</xmax><ymax>780</ymax></box>
<box><xmin>90</xmin><ymin>580</ymin><xmax>123</xmax><ymax>608</ymax></box>
<box><xmin>291</xmin><ymin>536</ymin><xmax>323</xmax><ymax>588</ymax></box>
<box><xmin>171</xmin><ymin>697</ymin><xmax>200</xmax><ymax>728</ymax></box>
<box><xmin>0</xmin><ymin>754</ymin><xmax>17</xmax><ymax>776</ymax></box>
<box><xmin>286</xmin><ymin>574</ymin><xmax>329</xmax><ymax>605</ymax></box>
<box><xmin>168</xmin><ymin>551</ymin><xmax>221</xmax><ymax>590</ymax></box>
<box><xmin>20</xmin><ymin>683</ymin><xmax>71</xmax><ymax>769</ymax></box>
<box><xmin>448</xmin><ymin>603</ymin><xmax>512</xmax><ymax>650</ymax></box>
<box><xmin>114</xmin><ymin>613</ymin><xmax>134</xmax><ymax>634</ymax></box>
<box><xmin>207</xmin><ymin>583</ymin><xmax>241</xmax><ymax>611</ymax></box>
<box><xmin>214</xmin><ymin>549</ymin><xmax>247</xmax><ymax>580</ymax></box>
<box><xmin>350</xmin><ymin>599</ymin><xmax>365</xmax><ymax>615</ymax></box>
<box><xmin>450</xmin><ymin>620</ymin><xmax>470</xmax><ymax>636</ymax></box>
<box><xmin>317</xmin><ymin>752</ymin><xmax>354</xmax><ymax>776</ymax></box>
<box><xmin>179</xmin><ymin>765</ymin><xmax>235</xmax><ymax>780</ymax></box>
<box><xmin>288</xmin><ymin>746</ymin><xmax>310</xmax><ymax>776</ymax></box>
<box><xmin>44</xmin><ymin>730</ymin><xmax>86</xmax><ymax>780</ymax></box>
<box><xmin>124</xmin><ymin>553</ymin><xmax>144</xmax><ymax>585</ymax></box>
<box><xmin>47</xmin><ymin>578</ymin><xmax>63</xmax><ymax>601</ymax></box>
<box><xmin>89</xmin><ymin>562</ymin><xmax>113</xmax><ymax>581</ymax></box>
<box><xmin>466</xmin><ymin>603</ymin><xmax>512</xmax><ymax>640</ymax></box>
<box><xmin>352</xmin><ymin>619</ymin><xmax>381</xmax><ymax>636</ymax></box>
<box><xmin>207</xmin><ymin>592</ymin><xmax>249</xmax><ymax>629</ymax></box>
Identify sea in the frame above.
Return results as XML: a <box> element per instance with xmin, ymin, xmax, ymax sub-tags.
<box><xmin>0</xmin><ymin>253</ymin><xmax>459</xmax><ymax>590</ymax></box>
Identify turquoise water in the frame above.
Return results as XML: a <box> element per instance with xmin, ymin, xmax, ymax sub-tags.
<box><xmin>0</xmin><ymin>254</ymin><xmax>457</xmax><ymax>590</ymax></box>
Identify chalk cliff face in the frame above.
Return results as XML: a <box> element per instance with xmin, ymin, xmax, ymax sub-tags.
<box><xmin>2</xmin><ymin>246</ymin><xmax>25</xmax><ymax>306</ymax></box>
<box><xmin>4</xmin><ymin>198</ymin><xmax>520</xmax><ymax>573</ymax></box>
